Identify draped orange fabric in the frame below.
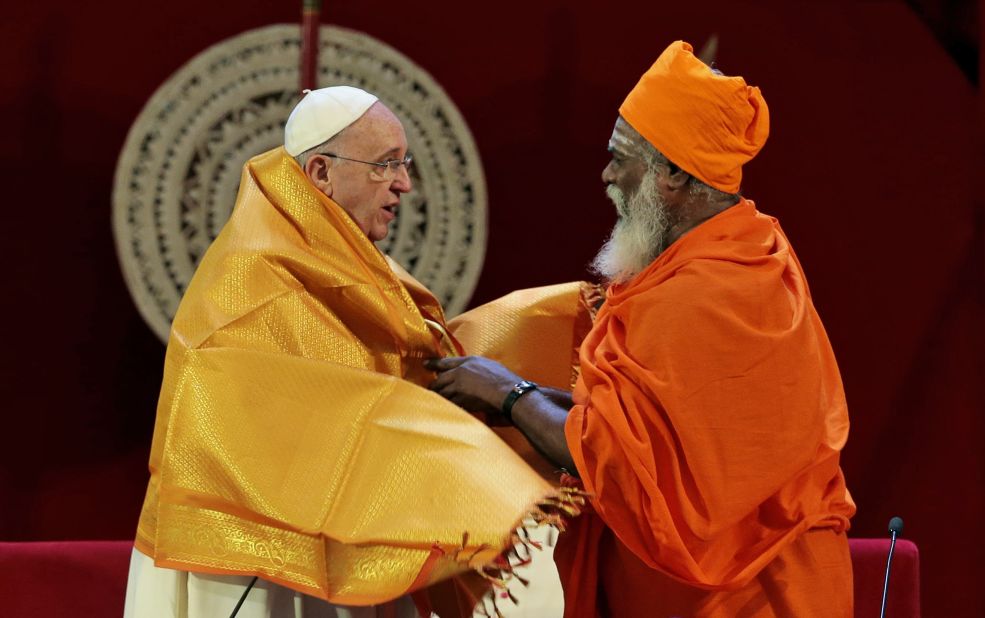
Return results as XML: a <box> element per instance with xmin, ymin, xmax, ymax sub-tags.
<box><xmin>620</xmin><ymin>41</ymin><xmax>769</xmax><ymax>194</ymax></box>
<box><xmin>133</xmin><ymin>146</ymin><xmax>557</xmax><ymax>606</ymax></box>
<box><xmin>559</xmin><ymin>200</ymin><xmax>856</xmax><ymax>616</ymax></box>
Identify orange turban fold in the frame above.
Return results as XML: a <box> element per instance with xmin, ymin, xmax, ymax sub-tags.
<box><xmin>620</xmin><ymin>40</ymin><xmax>769</xmax><ymax>194</ymax></box>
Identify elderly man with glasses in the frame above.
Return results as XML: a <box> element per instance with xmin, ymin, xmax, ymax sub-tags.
<box><xmin>123</xmin><ymin>87</ymin><xmax>564</xmax><ymax>618</ymax></box>
<box><xmin>291</xmin><ymin>90</ymin><xmax>414</xmax><ymax>243</ymax></box>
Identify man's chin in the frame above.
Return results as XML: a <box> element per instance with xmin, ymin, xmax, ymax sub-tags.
<box><xmin>369</xmin><ymin>227</ymin><xmax>390</xmax><ymax>242</ymax></box>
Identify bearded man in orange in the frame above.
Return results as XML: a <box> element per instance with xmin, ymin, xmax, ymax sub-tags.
<box><xmin>429</xmin><ymin>41</ymin><xmax>856</xmax><ymax>616</ymax></box>
<box><xmin>123</xmin><ymin>86</ymin><xmax>562</xmax><ymax>618</ymax></box>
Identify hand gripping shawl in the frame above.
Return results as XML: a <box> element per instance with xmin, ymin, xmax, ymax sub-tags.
<box><xmin>133</xmin><ymin>147</ymin><xmax>559</xmax><ymax>605</ymax></box>
<box><xmin>448</xmin><ymin>282</ymin><xmax>603</xmax><ymax>482</ymax></box>
<box><xmin>559</xmin><ymin>200</ymin><xmax>856</xmax><ymax>614</ymax></box>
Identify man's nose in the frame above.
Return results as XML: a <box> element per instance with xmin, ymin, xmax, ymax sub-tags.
<box><xmin>601</xmin><ymin>161</ymin><xmax>616</xmax><ymax>185</ymax></box>
<box><xmin>392</xmin><ymin>165</ymin><xmax>412</xmax><ymax>192</ymax></box>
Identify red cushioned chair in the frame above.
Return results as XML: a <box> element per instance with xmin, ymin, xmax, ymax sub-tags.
<box><xmin>850</xmin><ymin>538</ymin><xmax>921</xmax><ymax>617</ymax></box>
<box><xmin>0</xmin><ymin>538</ymin><xmax>921</xmax><ymax>617</ymax></box>
<box><xmin>0</xmin><ymin>540</ymin><xmax>133</xmax><ymax>617</ymax></box>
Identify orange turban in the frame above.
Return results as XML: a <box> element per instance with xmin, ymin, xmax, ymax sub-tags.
<box><xmin>619</xmin><ymin>40</ymin><xmax>769</xmax><ymax>194</ymax></box>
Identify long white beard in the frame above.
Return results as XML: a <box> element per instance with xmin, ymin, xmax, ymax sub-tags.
<box><xmin>590</xmin><ymin>168</ymin><xmax>670</xmax><ymax>284</ymax></box>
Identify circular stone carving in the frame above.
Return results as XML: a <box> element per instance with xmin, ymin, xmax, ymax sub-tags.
<box><xmin>113</xmin><ymin>24</ymin><xmax>488</xmax><ymax>343</ymax></box>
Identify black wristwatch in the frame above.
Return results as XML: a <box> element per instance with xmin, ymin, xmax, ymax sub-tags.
<box><xmin>501</xmin><ymin>380</ymin><xmax>539</xmax><ymax>423</ymax></box>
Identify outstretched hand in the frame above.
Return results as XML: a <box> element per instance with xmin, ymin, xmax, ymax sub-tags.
<box><xmin>429</xmin><ymin>356</ymin><xmax>576</xmax><ymax>470</ymax></box>
<box><xmin>426</xmin><ymin>356</ymin><xmax>521</xmax><ymax>417</ymax></box>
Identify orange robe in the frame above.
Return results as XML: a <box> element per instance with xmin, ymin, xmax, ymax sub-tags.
<box><xmin>558</xmin><ymin>199</ymin><xmax>856</xmax><ymax>617</ymax></box>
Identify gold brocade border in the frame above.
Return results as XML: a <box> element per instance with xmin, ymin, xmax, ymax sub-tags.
<box><xmin>143</xmin><ymin>503</ymin><xmax>450</xmax><ymax>603</ymax></box>
<box><xmin>146</xmin><ymin>503</ymin><xmax>323</xmax><ymax>596</ymax></box>
<box><xmin>136</xmin><ymin>489</ymin><xmax>587</xmax><ymax>605</ymax></box>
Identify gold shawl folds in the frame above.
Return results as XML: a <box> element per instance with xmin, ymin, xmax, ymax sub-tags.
<box><xmin>449</xmin><ymin>283</ymin><xmax>601</xmax><ymax>393</ymax></box>
<box><xmin>134</xmin><ymin>147</ymin><xmax>554</xmax><ymax>605</ymax></box>
<box><xmin>448</xmin><ymin>282</ymin><xmax>602</xmax><ymax>482</ymax></box>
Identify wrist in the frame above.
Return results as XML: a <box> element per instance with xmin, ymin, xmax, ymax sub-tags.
<box><xmin>501</xmin><ymin>380</ymin><xmax>539</xmax><ymax>424</ymax></box>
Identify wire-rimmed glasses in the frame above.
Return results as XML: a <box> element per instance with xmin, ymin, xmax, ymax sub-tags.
<box><xmin>322</xmin><ymin>152</ymin><xmax>413</xmax><ymax>181</ymax></box>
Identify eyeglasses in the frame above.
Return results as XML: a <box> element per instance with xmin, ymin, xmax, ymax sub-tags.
<box><xmin>322</xmin><ymin>152</ymin><xmax>413</xmax><ymax>181</ymax></box>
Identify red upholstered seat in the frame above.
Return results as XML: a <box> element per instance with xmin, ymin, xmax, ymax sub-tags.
<box><xmin>0</xmin><ymin>540</ymin><xmax>132</xmax><ymax>617</ymax></box>
<box><xmin>0</xmin><ymin>538</ymin><xmax>921</xmax><ymax>617</ymax></box>
<box><xmin>850</xmin><ymin>538</ymin><xmax>921</xmax><ymax>617</ymax></box>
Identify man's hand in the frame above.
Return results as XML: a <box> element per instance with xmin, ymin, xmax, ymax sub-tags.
<box><xmin>426</xmin><ymin>356</ymin><xmax>520</xmax><ymax>416</ymax></box>
<box><xmin>428</xmin><ymin>356</ymin><xmax>577</xmax><ymax>471</ymax></box>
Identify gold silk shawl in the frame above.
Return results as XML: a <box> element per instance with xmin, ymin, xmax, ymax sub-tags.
<box><xmin>134</xmin><ymin>147</ymin><xmax>554</xmax><ymax>605</ymax></box>
<box><xmin>448</xmin><ymin>283</ymin><xmax>602</xmax><ymax>393</ymax></box>
<box><xmin>448</xmin><ymin>283</ymin><xmax>602</xmax><ymax>482</ymax></box>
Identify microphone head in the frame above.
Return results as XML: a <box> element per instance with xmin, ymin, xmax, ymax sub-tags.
<box><xmin>888</xmin><ymin>516</ymin><xmax>904</xmax><ymax>535</ymax></box>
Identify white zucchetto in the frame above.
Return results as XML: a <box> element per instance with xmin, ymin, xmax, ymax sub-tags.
<box><xmin>284</xmin><ymin>86</ymin><xmax>379</xmax><ymax>156</ymax></box>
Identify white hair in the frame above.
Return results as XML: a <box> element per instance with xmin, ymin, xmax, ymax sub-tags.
<box><xmin>294</xmin><ymin>131</ymin><xmax>344</xmax><ymax>169</ymax></box>
<box><xmin>590</xmin><ymin>164</ymin><xmax>671</xmax><ymax>284</ymax></box>
<box><xmin>687</xmin><ymin>177</ymin><xmax>738</xmax><ymax>203</ymax></box>
<box><xmin>589</xmin><ymin>146</ymin><xmax>739</xmax><ymax>285</ymax></box>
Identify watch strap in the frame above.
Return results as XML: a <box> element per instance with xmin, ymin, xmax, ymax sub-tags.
<box><xmin>501</xmin><ymin>380</ymin><xmax>539</xmax><ymax>423</ymax></box>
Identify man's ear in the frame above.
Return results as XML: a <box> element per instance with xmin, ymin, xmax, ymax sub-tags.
<box><xmin>664</xmin><ymin>167</ymin><xmax>690</xmax><ymax>193</ymax></box>
<box><xmin>304</xmin><ymin>155</ymin><xmax>333</xmax><ymax>197</ymax></box>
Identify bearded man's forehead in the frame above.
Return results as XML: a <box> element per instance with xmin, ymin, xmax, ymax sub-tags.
<box><xmin>610</xmin><ymin>117</ymin><xmax>653</xmax><ymax>159</ymax></box>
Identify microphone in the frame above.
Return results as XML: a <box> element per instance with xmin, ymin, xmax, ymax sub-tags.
<box><xmin>879</xmin><ymin>516</ymin><xmax>904</xmax><ymax>618</ymax></box>
<box><xmin>888</xmin><ymin>516</ymin><xmax>904</xmax><ymax>536</ymax></box>
<box><xmin>230</xmin><ymin>576</ymin><xmax>258</xmax><ymax>618</ymax></box>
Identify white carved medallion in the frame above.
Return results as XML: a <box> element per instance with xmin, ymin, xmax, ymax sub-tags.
<box><xmin>113</xmin><ymin>24</ymin><xmax>488</xmax><ymax>342</ymax></box>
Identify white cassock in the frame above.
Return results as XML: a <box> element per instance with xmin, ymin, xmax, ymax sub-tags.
<box><xmin>123</xmin><ymin>524</ymin><xmax>562</xmax><ymax>618</ymax></box>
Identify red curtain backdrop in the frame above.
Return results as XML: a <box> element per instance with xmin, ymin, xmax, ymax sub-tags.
<box><xmin>1</xmin><ymin>1</ymin><xmax>980</xmax><ymax>615</ymax></box>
